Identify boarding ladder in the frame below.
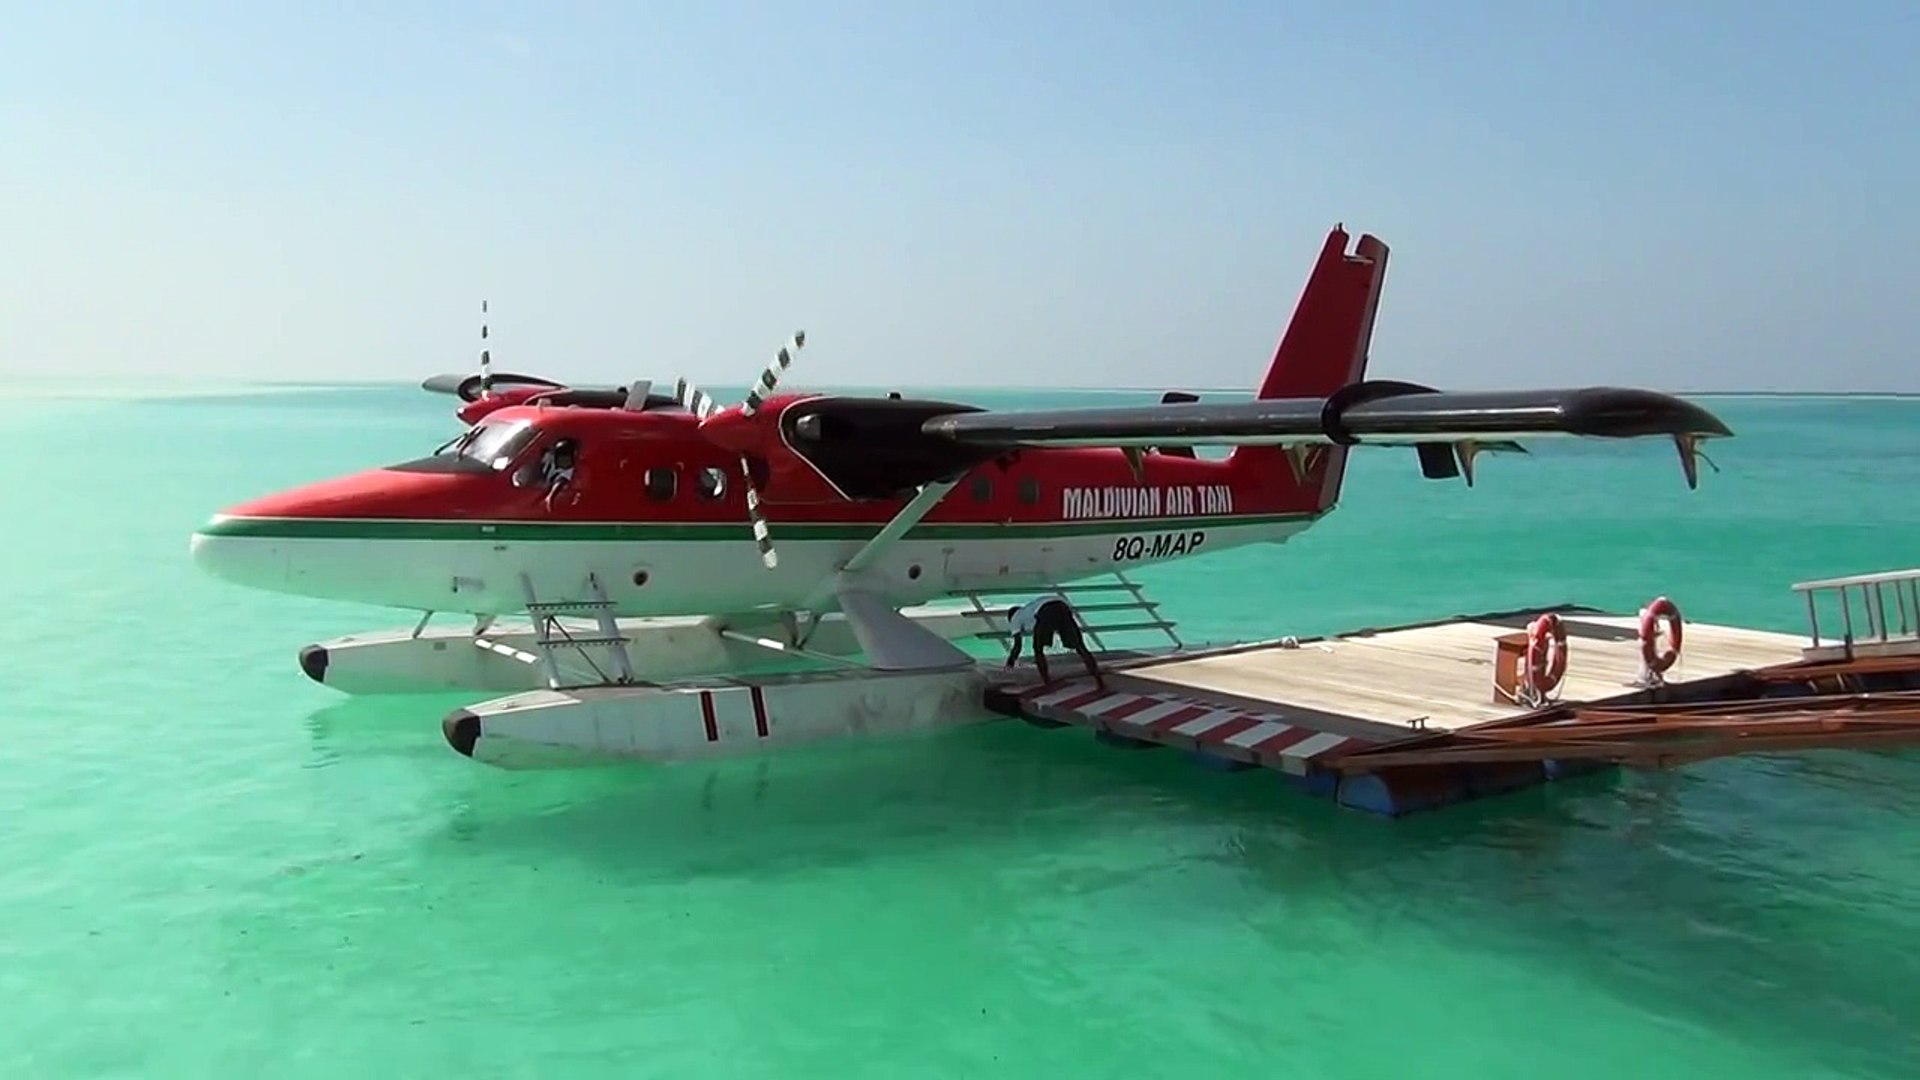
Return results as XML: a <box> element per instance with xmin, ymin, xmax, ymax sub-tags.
<box><xmin>514</xmin><ymin>571</ymin><xmax>637</xmax><ymax>689</ymax></box>
<box><xmin>1792</xmin><ymin>567</ymin><xmax>1920</xmax><ymax>663</ymax></box>
<box><xmin>955</xmin><ymin>569</ymin><xmax>1185</xmax><ymax>657</ymax></box>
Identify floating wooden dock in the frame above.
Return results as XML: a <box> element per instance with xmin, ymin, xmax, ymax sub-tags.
<box><xmin>982</xmin><ymin>569</ymin><xmax>1920</xmax><ymax>816</ymax></box>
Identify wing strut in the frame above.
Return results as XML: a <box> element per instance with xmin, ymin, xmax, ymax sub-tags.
<box><xmin>796</xmin><ymin>478</ymin><xmax>962</xmax><ymax>641</ymax></box>
<box><xmin>844</xmin><ymin>479</ymin><xmax>960</xmax><ymax>575</ymax></box>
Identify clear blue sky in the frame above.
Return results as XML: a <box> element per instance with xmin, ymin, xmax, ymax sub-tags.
<box><xmin>3</xmin><ymin>2</ymin><xmax>1915</xmax><ymax>392</ymax></box>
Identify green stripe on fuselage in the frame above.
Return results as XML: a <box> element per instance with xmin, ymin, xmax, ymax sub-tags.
<box><xmin>196</xmin><ymin>513</ymin><xmax>1315</xmax><ymax>543</ymax></box>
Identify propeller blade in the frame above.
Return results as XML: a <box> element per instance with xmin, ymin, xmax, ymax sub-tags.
<box><xmin>423</xmin><ymin>303</ymin><xmax>567</xmax><ymax>405</ymax></box>
<box><xmin>680</xmin><ymin>329</ymin><xmax>811</xmax><ymax>567</ymax></box>
<box><xmin>479</xmin><ymin>300</ymin><xmax>492</xmax><ymax>396</ymax></box>
<box><xmin>674</xmin><ymin>377</ymin><xmax>716</xmax><ymax>419</ymax></box>
<box><xmin>740</xmin><ymin>331</ymin><xmax>804</xmax><ymax>417</ymax></box>
<box><xmin>740</xmin><ymin>456</ymin><xmax>778</xmax><ymax>569</ymax></box>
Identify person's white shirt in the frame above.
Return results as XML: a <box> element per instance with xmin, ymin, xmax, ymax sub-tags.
<box><xmin>1008</xmin><ymin>596</ymin><xmax>1064</xmax><ymax>635</ymax></box>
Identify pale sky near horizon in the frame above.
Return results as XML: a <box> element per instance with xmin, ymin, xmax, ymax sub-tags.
<box><xmin>3</xmin><ymin>3</ymin><xmax>1916</xmax><ymax>393</ymax></box>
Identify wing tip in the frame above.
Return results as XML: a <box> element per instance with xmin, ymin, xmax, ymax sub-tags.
<box><xmin>1564</xmin><ymin>387</ymin><xmax>1734</xmax><ymax>439</ymax></box>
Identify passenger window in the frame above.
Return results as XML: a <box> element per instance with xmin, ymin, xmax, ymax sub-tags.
<box><xmin>645</xmin><ymin>466</ymin><xmax>678</xmax><ymax>501</ymax></box>
<box><xmin>971</xmin><ymin>475</ymin><xmax>992</xmax><ymax>502</ymax></box>
<box><xmin>696</xmin><ymin>467</ymin><xmax>727</xmax><ymax>501</ymax></box>
<box><xmin>1017</xmin><ymin>477</ymin><xmax>1040</xmax><ymax>505</ymax></box>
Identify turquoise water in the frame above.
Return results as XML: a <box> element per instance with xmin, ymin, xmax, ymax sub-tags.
<box><xmin>6</xmin><ymin>385</ymin><xmax>1919</xmax><ymax>1078</ymax></box>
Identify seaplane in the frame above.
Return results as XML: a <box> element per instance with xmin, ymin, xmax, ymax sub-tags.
<box><xmin>189</xmin><ymin>225</ymin><xmax>1733</xmax><ymax>768</ymax></box>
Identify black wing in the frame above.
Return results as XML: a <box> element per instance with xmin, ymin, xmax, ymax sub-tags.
<box><xmin>917</xmin><ymin>383</ymin><xmax>1732</xmax><ymax>448</ymax></box>
<box><xmin>775</xmin><ymin>382</ymin><xmax>1731</xmax><ymax>498</ymax></box>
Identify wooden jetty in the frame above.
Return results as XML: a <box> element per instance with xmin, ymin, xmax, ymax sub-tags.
<box><xmin>981</xmin><ymin>568</ymin><xmax>1920</xmax><ymax>816</ymax></box>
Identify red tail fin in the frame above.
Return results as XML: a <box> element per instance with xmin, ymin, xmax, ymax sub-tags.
<box><xmin>1230</xmin><ymin>225</ymin><xmax>1389</xmax><ymax>512</ymax></box>
<box><xmin>1256</xmin><ymin>225</ymin><xmax>1389</xmax><ymax>399</ymax></box>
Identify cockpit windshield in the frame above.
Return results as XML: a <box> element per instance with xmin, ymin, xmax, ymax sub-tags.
<box><xmin>437</xmin><ymin>418</ymin><xmax>537</xmax><ymax>470</ymax></box>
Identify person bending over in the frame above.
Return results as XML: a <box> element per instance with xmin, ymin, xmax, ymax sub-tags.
<box><xmin>1004</xmin><ymin>595</ymin><xmax>1105</xmax><ymax>689</ymax></box>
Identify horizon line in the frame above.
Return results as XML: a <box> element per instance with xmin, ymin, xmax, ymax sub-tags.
<box><xmin>197</xmin><ymin>379</ymin><xmax>1920</xmax><ymax>399</ymax></box>
<box><xmin>9</xmin><ymin>374</ymin><xmax>1919</xmax><ymax>399</ymax></box>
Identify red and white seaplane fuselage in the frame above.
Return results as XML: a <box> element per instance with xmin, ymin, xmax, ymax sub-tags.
<box><xmin>190</xmin><ymin>227</ymin><xmax>1731</xmax><ymax>766</ymax></box>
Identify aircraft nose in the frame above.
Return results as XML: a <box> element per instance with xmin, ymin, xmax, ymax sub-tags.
<box><xmin>190</xmin><ymin>465</ymin><xmax>481</xmax><ymax>601</ymax></box>
<box><xmin>189</xmin><ymin>518</ymin><xmax>289</xmax><ymax>591</ymax></box>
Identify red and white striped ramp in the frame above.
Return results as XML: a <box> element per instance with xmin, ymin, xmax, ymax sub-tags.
<box><xmin>1013</xmin><ymin>680</ymin><xmax>1381</xmax><ymax>775</ymax></box>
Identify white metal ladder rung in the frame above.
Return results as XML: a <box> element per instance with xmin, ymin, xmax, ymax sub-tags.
<box><xmin>957</xmin><ymin>568</ymin><xmax>1184</xmax><ymax>654</ymax></box>
<box><xmin>518</xmin><ymin>572</ymin><xmax>637</xmax><ymax>689</ymax></box>
<box><xmin>962</xmin><ymin>582</ymin><xmax>1139</xmax><ymax>596</ymax></box>
<box><xmin>1115</xmin><ymin>568</ymin><xmax>1183</xmax><ymax>650</ymax></box>
<box><xmin>525</xmin><ymin>599</ymin><xmax>616</xmax><ymax>612</ymax></box>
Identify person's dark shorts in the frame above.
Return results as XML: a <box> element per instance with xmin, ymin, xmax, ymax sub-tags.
<box><xmin>1033</xmin><ymin>599</ymin><xmax>1084</xmax><ymax>650</ymax></box>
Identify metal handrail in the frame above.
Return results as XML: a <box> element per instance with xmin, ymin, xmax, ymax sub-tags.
<box><xmin>1792</xmin><ymin>568</ymin><xmax>1920</xmax><ymax>655</ymax></box>
<box><xmin>1791</xmin><ymin>567</ymin><xmax>1920</xmax><ymax>591</ymax></box>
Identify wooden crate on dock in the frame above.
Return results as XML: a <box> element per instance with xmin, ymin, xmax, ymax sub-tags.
<box><xmin>1490</xmin><ymin>631</ymin><xmax>1530</xmax><ymax>705</ymax></box>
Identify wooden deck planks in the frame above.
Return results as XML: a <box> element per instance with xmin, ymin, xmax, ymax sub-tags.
<box><xmin>1123</xmin><ymin>614</ymin><xmax>1809</xmax><ymax>732</ymax></box>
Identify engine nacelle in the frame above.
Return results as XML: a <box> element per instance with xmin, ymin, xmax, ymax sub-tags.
<box><xmin>780</xmin><ymin>396</ymin><xmax>1000</xmax><ymax>500</ymax></box>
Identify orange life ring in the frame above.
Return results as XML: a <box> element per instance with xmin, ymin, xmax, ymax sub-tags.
<box><xmin>1525</xmin><ymin>613</ymin><xmax>1568</xmax><ymax>696</ymax></box>
<box><xmin>1639</xmin><ymin>596</ymin><xmax>1684</xmax><ymax>674</ymax></box>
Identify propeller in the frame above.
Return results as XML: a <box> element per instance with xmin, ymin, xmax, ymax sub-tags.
<box><xmin>420</xmin><ymin>301</ymin><xmax>566</xmax><ymax>403</ymax></box>
<box><xmin>673</xmin><ymin>331</ymin><xmax>807</xmax><ymax>569</ymax></box>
